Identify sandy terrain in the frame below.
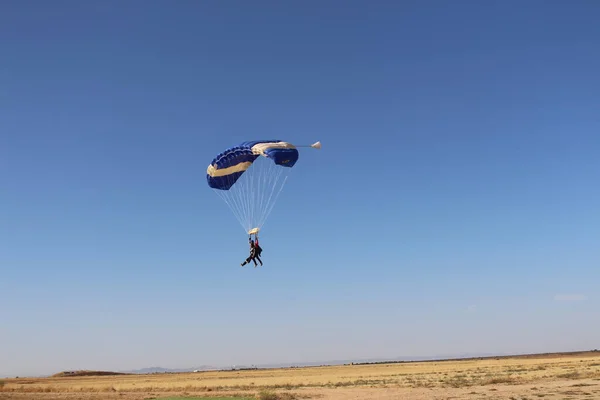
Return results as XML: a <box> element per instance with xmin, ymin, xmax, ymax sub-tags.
<box><xmin>1</xmin><ymin>351</ymin><xmax>599</xmax><ymax>399</ymax></box>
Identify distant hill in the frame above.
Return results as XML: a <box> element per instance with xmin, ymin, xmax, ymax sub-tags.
<box><xmin>52</xmin><ymin>370</ymin><xmax>130</xmax><ymax>377</ymax></box>
<box><xmin>46</xmin><ymin>349</ymin><xmax>599</xmax><ymax>379</ymax></box>
<box><xmin>115</xmin><ymin>353</ymin><xmax>508</xmax><ymax>374</ymax></box>
<box><xmin>122</xmin><ymin>365</ymin><xmax>218</xmax><ymax>374</ymax></box>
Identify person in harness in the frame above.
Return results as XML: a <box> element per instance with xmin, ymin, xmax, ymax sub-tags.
<box><xmin>241</xmin><ymin>235</ymin><xmax>263</xmax><ymax>267</ymax></box>
<box><xmin>253</xmin><ymin>235</ymin><xmax>263</xmax><ymax>262</ymax></box>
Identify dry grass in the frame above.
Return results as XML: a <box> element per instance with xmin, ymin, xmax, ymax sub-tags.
<box><xmin>2</xmin><ymin>351</ymin><xmax>600</xmax><ymax>399</ymax></box>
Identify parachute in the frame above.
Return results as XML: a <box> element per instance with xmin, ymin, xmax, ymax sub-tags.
<box><xmin>207</xmin><ymin>139</ymin><xmax>321</xmax><ymax>235</ymax></box>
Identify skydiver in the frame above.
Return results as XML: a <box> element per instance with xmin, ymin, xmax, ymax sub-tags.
<box><xmin>250</xmin><ymin>235</ymin><xmax>264</xmax><ymax>266</ymax></box>
<box><xmin>254</xmin><ymin>236</ymin><xmax>263</xmax><ymax>261</ymax></box>
<box><xmin>241</xmin><ymin>239</ymin><xmax>262</xmax><ymax>267</ymax></box>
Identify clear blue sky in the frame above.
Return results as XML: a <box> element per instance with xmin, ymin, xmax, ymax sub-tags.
<box><xmin>2</xmin><ymin>1</ymin><xmax>599</xmax><ymax>378</ymax></box>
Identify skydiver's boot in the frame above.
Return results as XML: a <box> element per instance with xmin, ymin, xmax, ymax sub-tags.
<box><xmin>241</xmin><ymin>261</ymin><xmax>247</xmax><ymax>266</ymax></box>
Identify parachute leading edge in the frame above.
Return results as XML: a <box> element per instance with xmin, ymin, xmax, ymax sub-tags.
<box><xmin>206</xmin><ymin>140</ymin><xmax>299</xmax><ymax>191</ymax></box>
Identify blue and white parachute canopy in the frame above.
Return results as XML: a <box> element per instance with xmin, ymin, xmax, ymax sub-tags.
<box><xmin>207</xmin><ymin>140</ymin><xmax>300</xmax><ymax>190</ymax></box>
<box><xmin>206</xmin><ymin>139</ymin><xmax>320</xmax><ymax>235</ymax></box>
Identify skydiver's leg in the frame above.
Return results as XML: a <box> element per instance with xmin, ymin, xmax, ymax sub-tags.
<box><xmin>255</xmin><ymin>255</ymin><xmax>263</xmax><ymax>266</ymax></box>
<box><xmin>241</xmin><ymin>256</ymin><xmax>252</xmax><ymax>266</ymax></box>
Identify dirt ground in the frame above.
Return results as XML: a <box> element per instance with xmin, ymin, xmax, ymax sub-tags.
<box><xmin>2</xmin><ymin>351</ymin><xmax>599</xmax><ymax>399</ymax></box>
<box><xmin>2</xmin><ymin>379</ymin><xmax>600</xmax><ymax>400</ymax></box>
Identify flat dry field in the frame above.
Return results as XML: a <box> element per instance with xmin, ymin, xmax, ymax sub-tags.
<box><xmin>2</xmin><ymin>351</ymin><xmax>600</xmax><ymax>400</ymax></box>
